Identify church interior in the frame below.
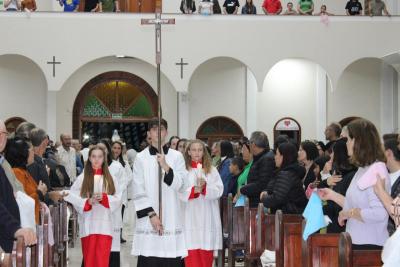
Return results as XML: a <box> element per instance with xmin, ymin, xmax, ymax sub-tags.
<box><xmin>1</xmin><ymin>0</ymin><xmax>400</xmax><ymax>266</ymax></box>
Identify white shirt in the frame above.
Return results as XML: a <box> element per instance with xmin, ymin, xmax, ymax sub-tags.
<box><xmin>81</xmin><ymin>147</ymin><xmax>89</xmax><ymax>163</ymax></box>
<box><xmin>57</xmin><ymin>146</ymin><xmax>77</xmax><ymax>182</ymax></box>
<box><xmin>199</xmin><ymin>1</ymin><xmax>213</xmax><ymax>15</ymax></box>
<box><xmin>131</xmin><ymin>147</ymin><xmax>188</xmax><ymax>258</ymax></box>
<box><xmin>389</xmin><ymin>169</ymin><xmax>400</xmax><ymax>187</ymax></box>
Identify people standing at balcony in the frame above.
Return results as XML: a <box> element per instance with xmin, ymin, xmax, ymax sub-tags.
<box><xmin>4</xmin><ymin>0</ymin><xmax>21</xmax><ymax>11</ymax></box>
<box><xmin>345</xmin><ymin>0</ymin><xmax>363</xmax><ymax>15</ymax></box>
<box><xmin>180</xmin><ymin>0</ymin><xmax>196</xmax><ymax>14</ymax></box>
<box><xmin>84</xmin><ymin>0</ymin><xmax>99</xmax><ymax>12</ymax></box>
<box><xmin>223</xmin><ymin>0</ymin><xmax>240</xmax><ymax>14</ymax></box>
<box><xmin>368</xmin><ymin>0</ymin><xmax>390</xmax><ymax>16</ymax></box>
<box><xmin>315</xmin><ymin>4</ymin><xmax>334</xmax><ymax>15</ymax></box>
<box><xmin>283</xmin><ymin>2</ymin><xmax>298</xmax><ymax>15</ymax></box>
<box><xmin>59</xmin><ymin>0</ymin><xmax>80</xmax><ymax>12</ymax></box>
<box><xmin>21</xmin><ymin>0</ymin><xmax>36</xmax><ymax>12</ymax></box>
<box><xmin>199</xmin><ymin>0</ymin><xmax>214</xmax><ymax>15</ymax></box>
<box><xmin>99</xmin><ymin>0</ymin><xmax>120</xmax><ymax>12</ymax></box>
<box><xmin>213</xmin><ymin>0</ymin><xmax>222</xmax><ymax>14</ymax></box>
<box><xmin>262</xmin><ymin>0</ymin><xmax>282</xmax><ymax>15</ymax></box>
<box><xmin>241</xmin><ymin>0</ymin><xmax>257</xmax><ymax>14</ymax></box>
<box><xmin>297</xmin><ymin>0</ymin><xmax>314</xmax><ymax>15</ymax></box>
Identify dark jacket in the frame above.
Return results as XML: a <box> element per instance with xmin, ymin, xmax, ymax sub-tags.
<box><xmin>388</xmin><ymin>175</ymin><xmax>400</xmax><ymax>235</ymax></box>
<box><xmin>180</xmin><ymin>0</ymin><xmax>196</xmax><ymax>13</ymax></box>
<box><xmin>240</xmin><ymin>149</ymin><xmax>275</xmax><ymax>207</ymax></box>
<box><xmin>27</xmin><ymin>154</ymin><xmax>53</xmax><ymax>204</ymax></box>
<box><xmin>217</xmin><ymin>157</ymin><xmax>234</xmax><ymax>196</ymax></box>
<box><xmin>320</xmin><ymin>168</ymin><xmax>357</xmax><ymax>233</ymax></box>
<box><xmin>0</xmin><ymin>165</ymin><xmax>21</xmax><ymax>253</ymax></box>
<box><xmin>262</xmin><ymin>163</ymin><xmax>307</xmax><ymax>214</ymax></box>
<box><xmin>303</xmin><ymin>163</ymin><xmax>317</xmax><ymax>190</ymax></box>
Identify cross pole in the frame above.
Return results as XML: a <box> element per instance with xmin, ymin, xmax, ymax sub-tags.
<box><xmin>141</xmin><ymin>5</ymin><xmax>175</xmax><ymax>226</ymax></box>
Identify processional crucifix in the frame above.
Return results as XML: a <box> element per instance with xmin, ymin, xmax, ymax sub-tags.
<box><xmin>141</xmin><ymin>3</ymin><xmax>175</xmax><ymax>225</ymax></box>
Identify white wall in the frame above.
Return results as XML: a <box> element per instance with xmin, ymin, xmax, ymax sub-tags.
<box><xmin>56</xmin><ymin>56</ymin><xmax>178</xmax><ymax>139</ymax></box>
<box><xmin>258</xmin><ymin>59</ymin><xmax>319</xmax><ymax>141</ymax></box>
<box><xmin>188</xmin><ymin>57</ymin><xmax>246</xmax><ymax>139</ymax></box>
<box><xmin>0</xmin><ymin>55</ymin><xmax>47</xmax><ymax>129</ymax></box>
<box><xmin>328</xmin><ymin>58</ymin><xmax>381</xmax><ymax>131</ymax></box>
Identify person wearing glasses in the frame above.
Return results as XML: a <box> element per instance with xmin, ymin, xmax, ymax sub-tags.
<box><xmin>0</xmin><ymin>120</ymin><xmax>23</xmax><ymax>192</ymax></box>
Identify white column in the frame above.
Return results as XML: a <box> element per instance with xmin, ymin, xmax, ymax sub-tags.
<box><xmin>380</xmin><ymin>63</ymin><xmax>398</xmax><ymax>134</ymax></box>
<box><xmin>178</xmin><ymin>92</ymin><xmax>190</xmax><ymax>138</ymax></box>
<box><xmin>46</xmin><ymin>91</ymin><xmax>57</xmax><ymax>141</ymax></box>
<box><xmin>315</xmin><ymin>65</ymin><xmax>327</xmax><ymax>141</ymax></box>
<box><xmin>246</xmin><ymin>67</ymin><xmax>258</xmax><ymax>136</ymax></box>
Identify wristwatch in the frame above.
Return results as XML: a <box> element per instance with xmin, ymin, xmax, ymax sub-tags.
<box><xmin>148</xmin><ymin>211</ymin><xmax>157</xmax><ymax>219</ymax></box>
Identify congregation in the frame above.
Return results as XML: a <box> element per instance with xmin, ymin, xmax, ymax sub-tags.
<box><xmin>1</xmin><ymin>116</ymin><xmax>400</xmax><ymax>266</ymax></box>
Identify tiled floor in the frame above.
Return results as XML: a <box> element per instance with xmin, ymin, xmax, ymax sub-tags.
<box><xmin>68</xmin><ymin>202</ymin><xmax>138</xmax><ymax>267</ymax></box>
<box><xmin>67</xmin><ymin>203</ymin><xmax>241</xmax><ymax>267</ymax></box>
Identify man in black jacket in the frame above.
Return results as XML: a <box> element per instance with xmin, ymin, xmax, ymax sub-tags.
<box><xmin>240</xmin><ymin>131</ymin><xmax>275</xmax><ymax>207</ymax></box>
<box><xmin>27</xmin><ymin>128</ymin><xmax>64</xmax><ymax>204</ymax></box>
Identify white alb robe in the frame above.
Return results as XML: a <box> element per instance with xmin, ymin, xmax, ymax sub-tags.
<box><xmin>64</xmin><ymin>173</ymin><xmax>121</xmax><ymax>239</ymax></box>
<box><xmin>179</xmin><ymin>167</ymin><xmax>223</xmax><ymax>251</ymax></box>
<box><xmin>131</xmin><ymin>147</ymin><xmax>188</xmax><ymax>258</ymax></box>
<box><xmin>109</xmin><ymin>161</ymin><xmax>125</xmax><ymax>252</ymax></box>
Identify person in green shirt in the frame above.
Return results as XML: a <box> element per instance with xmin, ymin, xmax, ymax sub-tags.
<box><xmin>234</xmin><ymin>139</ymin><xmax>253</xmax><ymax>202</ymax></box>
<box><xmin>297</xmin><ymin>0</ymin><xmax>313</xmax><ymax>15</ymax></box>
<box><xmin>99</xmin><ymin>0</ymin><xmax>119</xmax><ymax>12</ymax></box>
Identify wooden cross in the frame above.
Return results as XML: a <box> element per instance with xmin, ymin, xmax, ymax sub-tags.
<box><xmin>141</xmin><ymin>5</ymin><xmax>175</xmax><ymax>226</ymax></box>
<box><xmin>175</xmin><ymin>58</ymin><xmax>188</xmax><ymax>79</ymax></box>
<box><xmin>47</xmin><ymin>56</ymin><xmax>61</xmax><ymax>77</ymax></box>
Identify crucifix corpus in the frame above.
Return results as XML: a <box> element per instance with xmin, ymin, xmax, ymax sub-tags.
<box><xmin>141</xmin><ymin>7</ymin><xmax>175</xmax><ymax>225</ymax></box>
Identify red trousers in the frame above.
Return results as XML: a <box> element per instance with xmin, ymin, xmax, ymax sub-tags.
<box><xmin>184</xmin><ymin>249</ymin><xmax>214</xmax><ymax>267</ymax></box>
<box><xmin>81</xmin><ymin>234</ymin><xmax>112</xmax><ymax>267</ymax></box>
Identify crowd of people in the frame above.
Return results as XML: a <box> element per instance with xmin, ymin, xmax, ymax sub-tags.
<box><xmin>182</xmin><ymin>0</ymin><xmax>390</xmax><ymax>16</ymax></box>
<box><xmin>1</xmin><ymin>116</ymin><xmax>400</xmax><ymax>266</ymax></box>
<box><xmin>2</xmin><ymin>0</ymin><xmax>391</xmax><ymax>16</ymax></box>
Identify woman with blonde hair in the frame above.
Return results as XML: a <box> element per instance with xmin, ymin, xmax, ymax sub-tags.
<box><xmin>64</xmin><ymin>145</ymin><xmax>121</xmax><ymax>267</ymax></box>
<box><xmin>180</xmin><ymin>140</ymin><xmax>223</xmax><ymax>267</ymax></box>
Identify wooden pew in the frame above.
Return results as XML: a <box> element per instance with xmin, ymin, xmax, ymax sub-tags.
<box><xmin>275</xmin><ymin>210</ymin><xmax>303</xmax><ymax>267</ymax></box>
<box><xmin>226</xmin><ymin>194</ymin><xmax>248</xmax><ymax>267</ymax></box>
<box><xmin>244</xmin><ymin>202</ymin><xmax>259</xmax><ymax>267</ymax></box>
<box><xmin>302</xmin><ymin>233</ymin><xmax>340</xmax><ymax>267</ymax></box>
<box><xmin>217</xmin><ymin>196</ymin><xmax>228</xmax><ymax>267</ymax></box>
<box><xmin>12</xmin><ymin>236</ymin><xmax>26</xmax><ymax>267</ymax></box>
<box><xmin>339</xmin><ymin>232</ymin><xmax>382</xmax><ymax>267</ymax></box>
<box><xmin>50</xmin><ymin>202</ymin><xmax>68</xmax><ymax>267</ymax></box>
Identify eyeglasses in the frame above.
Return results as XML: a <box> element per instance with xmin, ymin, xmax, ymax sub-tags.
<box><xmin>0</xmin><ymin>131</ymin><xmax>9</xmax><ymax>137</ymax></box>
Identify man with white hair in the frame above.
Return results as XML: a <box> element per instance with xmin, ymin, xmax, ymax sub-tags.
<box><xmin>0</xmin><ymin>120</ymin><xmax>23</xmax><ymax>192</ymax></box>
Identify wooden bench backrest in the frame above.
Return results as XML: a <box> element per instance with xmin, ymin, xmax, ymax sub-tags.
<box><xmin>13</xmin><ymin>236</ymin><xmax>26</xmax><ymax>267</ymax></box>
<box><xmin>245</xmin><ymin>203</ymin><xmax>259</xmax><ymax>258</ymax></box>
<box><xmin>275</xmin><ymin>210</ymin><xmax>304</xmax><ymax>267</ymax></box>
<box><xmin>339</xmin><ymin>232</ymin><xmax>382</xmax><ymax>267</ymax></box>
<box><xmin>303</xmin><ymin>233</ymin><xmax>340</xmax><ymax>267</ymax></box>
<box><xmin>256</xmin><ymin>203</ymin><xmax>275</xmax><ymax>256</ymax></box>
<box><xmin>227</xmin><ymin>194</ymin><xmax>247</xmax><ymax>248</ymax></box>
